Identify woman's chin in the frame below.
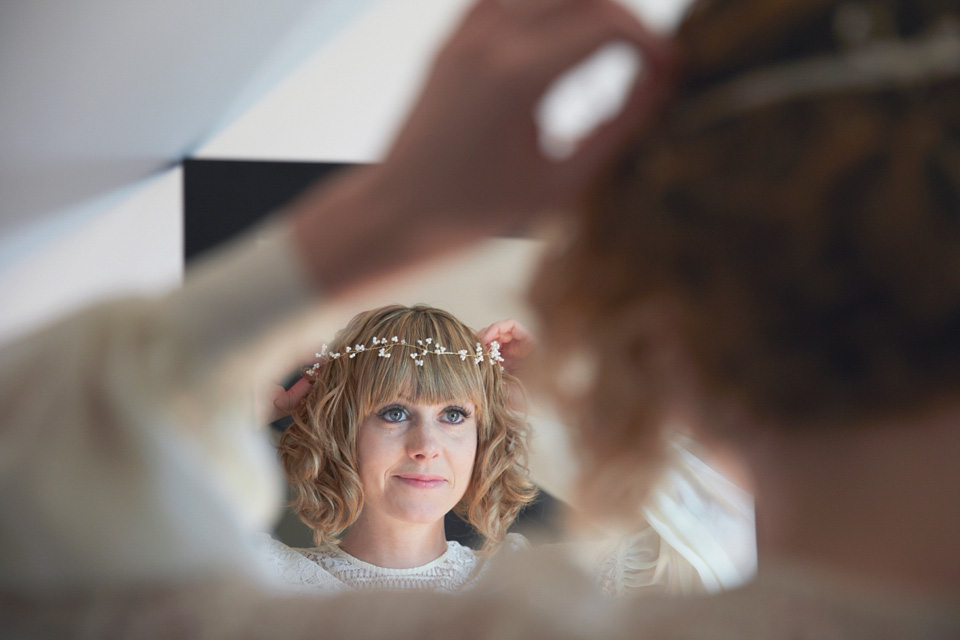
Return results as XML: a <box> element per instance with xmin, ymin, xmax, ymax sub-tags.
<box><xmin>384</xmin><ymin>500</ymin><xmax>457</xmax><ymax>527</ymax></box>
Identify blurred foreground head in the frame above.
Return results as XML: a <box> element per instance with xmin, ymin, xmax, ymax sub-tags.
<box><xmin>531</xmin><ymin>0</ymin><xmax>960</xmax><ymax>515</ymax></box>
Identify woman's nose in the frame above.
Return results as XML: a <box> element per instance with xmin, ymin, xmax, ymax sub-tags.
<box><xmin>406</xmin><ymin>423</ymin><xmax>441</xmax><ymax>460</ymax></box>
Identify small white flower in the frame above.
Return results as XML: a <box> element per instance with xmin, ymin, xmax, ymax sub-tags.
<box><xmin>411</xmin><ymin>354</ymin><xmax>418</xmax><ymax>360</ymax></box>
<box><xmin>349</xmin><ymin>353</ymin><xmax>356</xmax><ymax>358</ymax></box>
<box><xmin>355</xmin><ymin>344</ymin><xmax>365</xmax><ymax>352</ymax></box>
<box><xmin>378</xmin><ymin>348</ymin><xmax>387</xmax><ymax>357</ymax></box>
<box><xmin>392</xmin><ymin>336</ymin><xmax>399</xmax><ymax>343</ymax></box>
<box><xmin>345</xmin><ymin>346</ymin><xmax>352</xmax><ymax>352</ymax></box>
<box><xmin>417</xmin><ymin>339</ymin><xmax>423</xmax><ymax>345</ymax></box>
<box><xmin>416</xmin><ymin>359</ymin><xmax>425</xmax><ymax>367</ymax></box>
<box><xmin>372</xmin><ymin>337</ymin><xmax>380</xmax><ymax>345</ymax></box>
<box><xmin>425</xmin><ymin>338</ymin><xmax>432</xmax><ymax>344</ymax></box>
<box><xmin>401</xmin><ymin>339</ymin><xmax>406</xmax><ymax>344</ymax></box>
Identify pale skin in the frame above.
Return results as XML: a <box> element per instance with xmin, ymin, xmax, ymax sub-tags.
<box><xmin>630</xmin><ymin>306</ymin><xmax>960</xmax><ymax>594</ymax></box>
<box><xmin>339</xmin><ymin>400</ymin><xmax>478</xmax><ymax>569</ymax></box>
<box><xmin>740</xmin><ymin>404</ymin><xmax>960</xmax><ymax>593</ymax></box>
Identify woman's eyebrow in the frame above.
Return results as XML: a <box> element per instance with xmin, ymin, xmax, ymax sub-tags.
<box><xmin>439</xmin><ymin>401</ymin><xmax>476</xmax><ymax>410</ymax></box>
<box><xmin>380</xmin><ymin>396</ymin><xmax>477</xmax><ymax>407</ymax></box>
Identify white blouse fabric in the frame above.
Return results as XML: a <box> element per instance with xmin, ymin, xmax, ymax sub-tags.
<box><xmin>259</xmin><ymin>534</ymin><xmax>531</xmax><ymax>593</ymax></box>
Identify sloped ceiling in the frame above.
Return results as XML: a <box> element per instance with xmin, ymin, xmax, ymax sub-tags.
<box><xmin>0</xmin><ymin>0</ymin><xmax>372</xmax><ymax>242</ymax></box>
<box><xmin>0</xmin><ymin>0</ymin><xmax>688</xmax><ymax>259</ymax></box>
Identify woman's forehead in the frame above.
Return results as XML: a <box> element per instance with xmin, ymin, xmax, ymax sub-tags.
<box><xmin>374</xmin><ymin>381</ymin><xmax>482</xmax><ymax>402</ymax></box>
<box><xmin>364</xmin><ymin>372</ymin><xmax>485</xmax><ymax>408</ymax></box>
<box><xmin>379</xmin><ymin>395</ymin><xmax>478</xmax><ymax>409</ymax></box>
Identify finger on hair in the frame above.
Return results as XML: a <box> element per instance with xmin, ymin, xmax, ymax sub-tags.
<box><xmin>552</xmin><ymin>45</ymin><xmax>674</xmax><ymax>193</ymax></box>
<box><xmin>517</xmin><ymin>0</ymin><xmax>673</xmax><ymax>96</ymax></box>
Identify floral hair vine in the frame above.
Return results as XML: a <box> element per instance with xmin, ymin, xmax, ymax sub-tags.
<box><xmin>304</xmin><ymin>337</ymin><xmax>505</xmax><ymax>376</ymax></box>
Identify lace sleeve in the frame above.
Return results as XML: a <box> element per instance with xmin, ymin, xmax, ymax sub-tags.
<box><xmin>256</xmin><ymin>535</ymin><xmax>344</xmax><ymax>594</ymax></box>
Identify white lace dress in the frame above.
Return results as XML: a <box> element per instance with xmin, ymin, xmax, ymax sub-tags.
<box><xmin>259</xmin><ymin>533</ymin><xmax>529</xmax><ymax>593</ymax></box>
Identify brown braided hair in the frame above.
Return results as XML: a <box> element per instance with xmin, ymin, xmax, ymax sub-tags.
<box><xmin>530</xmin><ymin>0</ymin><xmax>960</xmax><ymax>513</ymax></box>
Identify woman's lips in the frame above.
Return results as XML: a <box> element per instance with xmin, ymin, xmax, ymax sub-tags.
<box><xmin>395</xmin><ymin>474</ymin><xmax>446</xmax><ymax>489</ymax></box>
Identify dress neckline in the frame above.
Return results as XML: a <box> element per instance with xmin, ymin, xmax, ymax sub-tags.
<box><xmin>325</xmin><ymin>540</ymin><xmax>464</xmax><ymax>575</ymax></box>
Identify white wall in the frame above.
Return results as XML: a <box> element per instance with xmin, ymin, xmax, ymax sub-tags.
<box><xmin>0</xmin><ymin>170</ymin><xmax>183</xmax><ymax>342</ymax></box>
<box><xmin>197</xmin><ymin>0</ymin><xmax>690</xmax><ymax>163</ymax></box>
<box><xmin>197</xmin><ymin>0</ymin><xmax>472</xmax><ymax>163</ymax></box>
<box><xmin>0</xmin><ymin>0</ymin><xmax>693</xmax><ymax>345</ymax></box>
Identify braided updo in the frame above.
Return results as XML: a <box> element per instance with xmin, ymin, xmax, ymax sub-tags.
<box><xmin>531</xmin><ymin>0</ymin><xmax>960</xmax><ymax>511</ymax></box>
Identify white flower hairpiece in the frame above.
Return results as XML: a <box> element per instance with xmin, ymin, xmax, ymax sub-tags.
<box><xmin>304</xmin><ymin>337</ymin><xmax>505</xmax><ymax>376</ymax></box>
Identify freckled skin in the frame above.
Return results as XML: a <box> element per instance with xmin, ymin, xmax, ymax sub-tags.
<box><xmin>356</xmin><ymin>400</ymin><xmax>478</xmax><ymax>527</ymax></box>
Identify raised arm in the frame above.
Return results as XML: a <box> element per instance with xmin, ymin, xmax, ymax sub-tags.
<box><xmin>1</xmin><ymin>0</ymin><xmax>673</xmax><ymax>601</ymax></box>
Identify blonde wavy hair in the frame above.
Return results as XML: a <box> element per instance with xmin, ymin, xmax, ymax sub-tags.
<box><xmin>278</xmin><ymin>304</ymin><xmax>537</xmax><ymax>551</ymax></box>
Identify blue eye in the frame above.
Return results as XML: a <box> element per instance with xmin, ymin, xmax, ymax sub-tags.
<box><xmin>378</xmin><ymin>406</ymin><xmax>408</xmax><ymax>423</ymax></box>
<box><xmin>442</xmin><ymin>407</ymin><xmax>468</xmax><ymax>425</ymax></box>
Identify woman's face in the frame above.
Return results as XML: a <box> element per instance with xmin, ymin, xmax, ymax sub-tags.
<box><xmin>356</xmin><ymin>398</ymin><xmax>478</xmax><ymax>527</ymax></box>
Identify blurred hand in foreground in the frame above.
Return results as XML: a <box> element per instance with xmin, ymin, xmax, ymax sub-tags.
<box><xmin>290</xmin><ymin>0</ymin><xmax>674</xmax><ymax>296</ymax></box>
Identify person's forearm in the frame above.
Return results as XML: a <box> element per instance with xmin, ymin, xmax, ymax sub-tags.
<box><xmin>0</xmin><ymin>291</ymin><xmax>285</xmax><ymax>590</ymax></box>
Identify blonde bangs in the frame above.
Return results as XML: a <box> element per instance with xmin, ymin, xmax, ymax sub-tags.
<box><xmin>342</xmin><ymin>308</ymin><xmax>492</xmax><ymax>425</ymax></box>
